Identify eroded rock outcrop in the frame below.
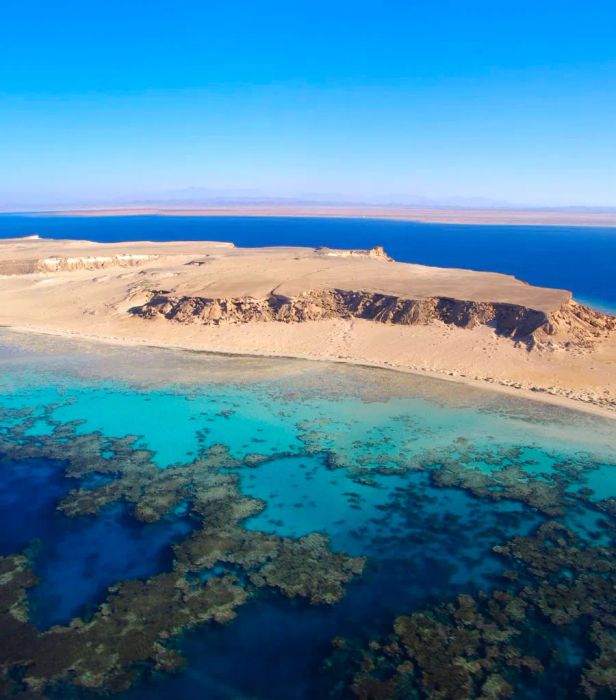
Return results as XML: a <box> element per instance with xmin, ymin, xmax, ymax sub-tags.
<box><xmin>130</xmin><ymin>288</ymin><xmax>615</xmax><ymax>348</ymax></box>
<box><xmin>315</xmin><ymin>245</ymin><xmax>393</xmax><ymax>261</ymax></box>
<box><xmin>538</xmin><ymin>299</ymin><xmax>616</xmax><ymax>348</ymax></box>
<box><xmin>0</xmin><ymin>254</ymin><xmax>158</xmax><ymax>275</ymax></box>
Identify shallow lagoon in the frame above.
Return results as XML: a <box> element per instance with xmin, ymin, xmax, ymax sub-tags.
<box><xmin>0</xmin><ymin>330</ymin><xmax>615</xmax><ymax>699</ymax></box>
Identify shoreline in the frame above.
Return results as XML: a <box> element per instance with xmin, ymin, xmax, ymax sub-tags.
<box><xmin>5</xmin><ymin>206</ymin><xmax>616</xmax><ymax>228</ymax></box>
<box><xmin>1</xmin><ymin>236</ymin><xmax>614</xmax><ymax>421</ymax></box>
<box><xmin>4</xmin><ymin>323</ymin><xmax>616</xmax><ymax>422</ymax></box>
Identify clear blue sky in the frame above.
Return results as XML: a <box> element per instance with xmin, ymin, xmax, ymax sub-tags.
<box><xmin>1</xmin><ymin>0</ymin><xmax>615</xmax><ymax>209</ymax></box>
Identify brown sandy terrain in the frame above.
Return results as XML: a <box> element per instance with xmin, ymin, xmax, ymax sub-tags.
<box><xmin>0</xmin><ymin>235</ymin><xmax>615</xmax><ymax>416</ymax></box>
<box><xmin>21</xmin><ymin>204</ymin><xmax>616</xmax><ymax>227</ymax></box>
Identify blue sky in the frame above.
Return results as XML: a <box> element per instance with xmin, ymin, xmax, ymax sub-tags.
<box><xmin>1</xmin><ymin>1</ymin><xmax>615</xmax><ymax>209</ymax></box>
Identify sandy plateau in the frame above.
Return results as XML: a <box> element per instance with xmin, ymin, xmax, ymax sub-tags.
<box><xmin>0</xmin><ymin>235</ymin><xmax>615</xmax><ymax>417</ymax></box>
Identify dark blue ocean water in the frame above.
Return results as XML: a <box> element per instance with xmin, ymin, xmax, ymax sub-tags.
<box><xmin>0</xmin><ymin>456</ymin><xmax>191</xmax><ymax>629</ymax></box>
<box><xmin>1</xmin><ymin>215</ymin><xmax>615</xmax><ymax>310</ymax></box>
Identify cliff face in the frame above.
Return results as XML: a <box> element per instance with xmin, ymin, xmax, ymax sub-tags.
<box><xmin>36</xmin><ymin>254</ymin><xmax>158</xmax><ymax>272</ymax></box>
<box><xmin>0</xmin><ymin>254</ymin><xmax>158</xmax><ymax>275</ymax></box>
<box><xmin>540</xmin><ymin>299</ymin><xmax>616</xmax><ymax>348</ymax></box>
<box><xmin>130</xmin><ymin>289</ymin><xmax>615</xmax><ymax>348</ymax></box>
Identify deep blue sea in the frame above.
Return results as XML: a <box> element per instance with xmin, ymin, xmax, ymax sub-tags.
<box><xmin>1</xmin><ymin>214</ymin><xmax>615</xmax><ymax>310</ymax></box>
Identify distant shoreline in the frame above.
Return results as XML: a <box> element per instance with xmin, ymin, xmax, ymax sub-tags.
<box><xmin>4</xmin><ymin>205</ymin><xmax>616</xmax><ymax>228</ymax></box>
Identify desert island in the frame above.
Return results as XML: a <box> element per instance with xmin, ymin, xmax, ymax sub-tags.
<box><xmin>0</xmin><ymin>235</ymin><xmax>615</xmax><ymax>416</ymax></box>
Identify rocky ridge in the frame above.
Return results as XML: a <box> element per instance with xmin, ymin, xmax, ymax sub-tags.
<box><xmin>0</xmin><ymin>253</ymin><xmax>158</xmax><ymax>275</ymax></box>
<box><xmin>131</xmin><ymin>288</ymin><xmax>615</xmax><ymax>349</ymax></box>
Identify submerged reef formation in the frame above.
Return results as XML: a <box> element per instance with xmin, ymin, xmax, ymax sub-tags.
<box><xmin>1</xmin><ymin>555</ymin><xmax>248</xmax><ymax>696</ymax></box>
<box><xmin>326</xmin><ymin>522</ymin><xmax>616</xmax><ymax>700</ymax></box>
<box><xmin>0</xmin><ymin>405</ymin><xmax>365</xmax><ymax>697</ymax></box>
<box><xmin>290</xmin><ymin>416</ymin><xmax>616</xmax><ymax>698</ymax></box>
<box><xmin>132</xmin><ymin>290</ymin><xmax>615</xmax><ymax>349</ymax></box>
<box><xmin>426</xmin><ymin>444</ymin><xmax>588</xmax><ymax>517</ymax></box>
<box><xmin>296</xmin><ymin>417</ymin><xmax>605</xmax><ymax>521</ymax></box>
<box><xmin>1</xmin><ymin>389</ymin><xmax>616</xmax><ymax>699</ymax></box>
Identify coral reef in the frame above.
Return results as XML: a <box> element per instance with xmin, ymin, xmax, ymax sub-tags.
<box><xmin>0</xmin><ymin>406</ymin><xmax>365</xmax><ymax>697</ymax></box>
<box><xmin>1</xmin><ymin>560</ymin><xmax>247</xmax><ymax>694</ymax></box>
<box><xmin>248</xmin><ymin>532</ymin><xmax>366</xmax><ymax>604</ymax></box>
<box><xmin>325</xmin><ymin>522</ymin><xmax>616</xmax><ymax>700</ymax></box>
<box><xmin>2</xmin><ymin>393</ymin><xmax>615</xmax><ymax>699</ymax></box>
<box><xmin>425</xmin><ymin>443</ymin><xmax>602</xmax><ymax>517</ymax></box>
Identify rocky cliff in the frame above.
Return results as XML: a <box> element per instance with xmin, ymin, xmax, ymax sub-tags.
<box><xmin>0</xmin><ymin>254</ymin><xmax>158</xmax><ymax>275</ymax></box>
<box><xmin>130</xmin><ymin>288</ymin><xmax>616</xmax><ymax>349</ymax></box>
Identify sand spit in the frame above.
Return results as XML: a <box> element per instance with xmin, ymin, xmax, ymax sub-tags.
<box><xmin>0</xmin><ymin>235</ymin><xmax>615</xmax><ymax>416</ymax></box>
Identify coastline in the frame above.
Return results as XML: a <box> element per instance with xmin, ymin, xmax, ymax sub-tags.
<box><xmin>4</xmin><ymin>322</ymin><xmax>616</xmax><ymax>422</ymax></box>
<box><xmin>8</xmin><ymin>205</ymin><xmax>616</xmax><ymax>228</ymax></box>
<box><xmin>1</xmin><ymin>236</ymin><xmax>614</xmax><ymax>421</ymax></box>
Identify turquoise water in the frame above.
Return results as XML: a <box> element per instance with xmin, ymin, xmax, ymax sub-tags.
<box><xmin>0</xmin><ymin>330</ymin><xmax>615</xmax><ymax>699</ymax></box>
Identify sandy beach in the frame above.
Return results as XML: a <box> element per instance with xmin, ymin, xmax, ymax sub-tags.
<box><xmin>1</xmin><ymin>235</ymin><xmax>615</xmax><ymax>418</ymax></box>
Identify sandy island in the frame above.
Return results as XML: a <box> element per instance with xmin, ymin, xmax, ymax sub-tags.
<box><xmin>0</xmin><ymin>235</ymin><xmax>615</xmax><ymax>418</ymax></box>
